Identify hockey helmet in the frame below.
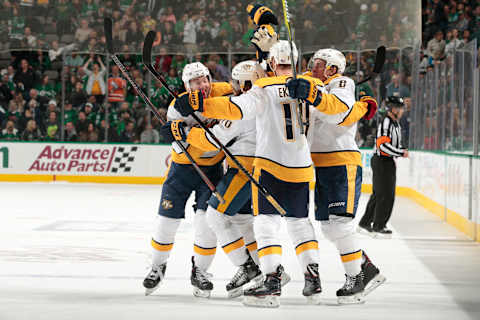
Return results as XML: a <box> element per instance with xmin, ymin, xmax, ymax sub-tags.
<box><xmin>268</xmin><ymin>40</ymin><xmax>298</xmax><ymax>67</ymax></box>
<box><xmin>231</xmin><ymin>60</ymin><xmax>261</xmax><ymax>93</ymax></box>
<box><xmin>385</xmin><ymin>96</ymin><xmax>405</xmax><ymax>110</ymax></box>
<box><xmin>182</xmin><ymin>62</ymin><xmax>212</xmax><ymax>92</ymax></box>
<box><xmin>323</xmin><ymin>49</ymin><xmax>346</xmax><ymax>74</ymax></box>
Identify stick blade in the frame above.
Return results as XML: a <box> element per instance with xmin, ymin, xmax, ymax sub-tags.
<box><xmin>373</xmin><ymin>46</ymin><xmax>386</xmax><ymax>74</ymax></box>
<box><xmin>103</xmin><ymin>17</ymin><xmax>114</xmax><ymax>54</ymax></box>
<box><xmin>143</xmin><ymin>31</ymin><xmax>156</xmax><ymax>64</ymax></box>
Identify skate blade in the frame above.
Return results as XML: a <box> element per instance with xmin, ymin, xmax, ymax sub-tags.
<box><xmin>144</xmin><ymin>286</ymin><xmax>159</xmax><ymax>296</ymax></box>
<box><xmin>357</xmin><ymin>227</ymin><xmax>373</xmax><ymax>236</ymax></box>
<box><xmin>373</xmin><ymin>233</ymin><xmax>392</xmax><ymax>239</ymax></box>
<box><xmin>337</xmin><ymin>292</ymin><xmax>365</xmax><ymax>305</ymax></box>
<box><xmin>363</xmin><ymin>274</ymin><xmax>386</xmax><ymax>297</ymax></box>
<box><xmin>193</xmin><ymin>287</ymin><xmax>211</xmax><ymax>298</ymax></box>
<box><xmin>243</xmin><ymin>295</ymin><xmax>280</xmax><ymax>308</ymax></box>
<box><xmin>227</xmin><ymin>287</ymin><xmax>243</xmax><ymax>299</ymax></box>
<box><xmin>306</xmin><ymin>292</ymin><xmax>322</xmax><ymax>305</ymax></box>
<box><xmin>281</xmin><ymin>272</ymin><xmax>291</xmax><ymax>287</ymax></box>
<box><xmin>144</xmin><ymin>281</ymin><xmax>162</xmax><ymax>296</ymax></box>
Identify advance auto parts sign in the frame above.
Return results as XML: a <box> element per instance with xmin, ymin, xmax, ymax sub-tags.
<box><xmin>28</xmin><ymin>145</ymin><xmax>138</xmax><ymax>173</ymax></box>
<box><xmin>0</xmin><ymin>143</ymin><xmax>171</xmax><ymax>177</ymax></box>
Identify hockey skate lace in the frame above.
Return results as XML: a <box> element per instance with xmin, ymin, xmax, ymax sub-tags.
<box><xmin>195</xmin><ymin>268</ymin><xmax>213</xmax><ymax>285</ymax></box>
<box><xmin>342</xmin><ymin>275</ymin><xmax>356</xmax><ymax>291</ymax></box>
<box><xmin>230</xmin><ymin>266</ymin><xmax>247</xmax><ymax>285</ymax></box>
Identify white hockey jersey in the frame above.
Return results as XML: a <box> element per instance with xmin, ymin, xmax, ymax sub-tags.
<box><xmin>186</xmin><ymin>118</ymin><xmax>256</xmax><ymax>171</ymax></box>
<box><xmin>307</xmin><ymin>74</ymin><xmax>364</xmax><ymax>167</ymax></box>
<box><xmin>166</xmin><ymin>82</ymin><xmax>232</xmax><ymax>166</ymax></box>
<box><xmin>201</xmin><ymin>75</ymin><xmax>314</xmax><ymax>183</ymax></box>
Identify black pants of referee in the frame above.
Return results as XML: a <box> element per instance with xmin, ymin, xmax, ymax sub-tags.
<box><xmin>360</xmin><ymin>154</ymin><xmax>396</xmax><ymax>230</ymax></box>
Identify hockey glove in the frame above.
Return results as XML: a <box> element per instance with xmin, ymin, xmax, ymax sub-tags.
<box><xmin>360</xmin><ymin>95</ymin><xmax>378</xmax><ymax>120</ymax></box>
<box><xmin>173</xmin><ymin>90</ymin><xmax>204</xmax><ymax>117</ymax></box>
<box><xmin>160</xmin><ymin>120</ymin><xmax>187</xmax><ymax>143</ymax></box>
<box><xmin>251</xmin><ymin>24</ymin><xmax>278</xmax><ymax>62</ymax></box>
<box><xmin>246</xmin><ymin>4</ymin><xmax>278</xmax><ymax>26</ymax></box>
<box><xmin>286</xmin><ymin>78</ymin><xmax>322</xmax><ymax>106</ymax></box>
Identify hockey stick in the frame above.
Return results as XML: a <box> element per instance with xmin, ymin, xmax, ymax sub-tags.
<box><xmin>356</xmin><ymin>46</ymin><xmax>386</xmax><ymax>86</ymax></box>
<box><xmin>282</xmin><ymin>0</ymin><xmax>305</xmax><ymax>135</ymax></box>
<box><xmin>142</xmin><ymin>31</ymin><xmax>287</xmax><ymax>216</ymax></box>
<box><xmin>103</xmin><ymin>18</ymin><xmax>225</xmax><ymax>204</ymax></box>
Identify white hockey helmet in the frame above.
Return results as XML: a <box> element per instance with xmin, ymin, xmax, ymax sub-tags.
<box><xmin>231</xmin><ymin>60</ymin><xmax>262</xmax><ymax>93</ymax></box>
<box><xmin>182</xmin><ymin>62</ymin><xmax>211</xmax><ymax>91</ymax></box>
<box><xmin>312</xmin><ymin>48</ymin><xmax>330</xmax><ymax>62</ymax></box>
<box><xmin>308</xmin><ymin>48</ymin><xmax>329</xmax><ymax>71</ymax></box>
<box><xmin>268</xmin><ymin>40</ymin><xmax>298</xmax><ymax>67</ymax></box>
<box><xmin>323</xmin><ymin>49</ymin><xmax>346</xmax><ymax>74</ymax></box>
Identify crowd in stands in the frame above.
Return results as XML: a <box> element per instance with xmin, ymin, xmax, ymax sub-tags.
<box><xmin>0</xmin><ymin>0</ymin><xmax>477</xmax><ymax>148</ymax></box>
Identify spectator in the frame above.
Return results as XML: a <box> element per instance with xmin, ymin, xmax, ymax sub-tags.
<box><xmin>75</xmin><ymin>19</ymin><xmax>93</xmax><ymax>46</ymax></box>
<box><xmin>76</xmin><ymin>111</ymin><xmax>90</xmax><ymax>135</ymax></box>
<box><xmin>120</xmin><ymin>120</ymin><xmax>135</xmax><ymax>142</ymax></box>
<box><xmin>22</xmin><ymin>119</ymin><xmax>42</xmax><ymax>141</ymax></box>
<box><xmin>32</xmin><ymin>50</ymin><xmax>51</xmax><ymax>74</ymax></box>
<box><xmin>427</xmin><ymin>30</ymin><xmax>446</xmax><ymax>61</ymax></box>
<box><xmin>70</xmin><ymin>81</ymin><xmax>88</xmax><ymax>108</ymax></box>
<box><xmin>55</xmin><ymin>0</ymin><xmax>73</xmax><ymax>37</ymax></box>
<box><xmin>0</xmin><ymin>73</ymin><xmax>14</xmax><ymax>107</ymax></box>
<box><xmin>24</xmin><ymin>27</ymin><xmax>36</xmax><ymax>48</ymax></box>
<box><xmin>44</xmin><ymin>125</ymin><xmax>59</xmax><ymax>141</ymax></box>
<box><xmin>141</xmin><ymin>123</ymin><xmax>160</xmax><ymax>143</ymax></box>
<box><xmin>86</xmin><ymin>122</ymin><xmax>98</xmax><ymax>142</ymax></box>
<box><xmin>183</xmin><ymin>14</ymin><xmax>197</xmax><ymax>53</ymax></box>
<box><xmin>98</xmin><ymin>119</ymin><xmax>119</xmax><ymax>142</ymax></box>
<box><xmin>8</xmin><ymin>91</ymin><xmax>25</xmax><ymax>122</ymax></box>
<box><xmin>1</xmin><ymin>120</ymin><xmax>19</xmax><ymax>141</ymax></box>
<box><xmin>64</xmin><ymin>53</ymin><xmax>85</xmax><ymax>69</ymax></box>
<box><xmin>45</xmin><ymin>111</ymin><xmax>59</xmax><ymax>133</ymax></box>
<box><xmin>63</xmin><ymin>101</ymin><xmax>77</xmax><ymax>125</ymax></box>
<box><xmin>445</xmin><ymin>29</ymin><xmax>463</xmax><ymax>55</ymax></box>
<box><xmin>125</xmin><ymin>21</ymin><xmax>142</xmax><ymax>47</ymax></box>
<box><xmin>206</xmin><ymin>60</ymin><xmax>230</xmax><ymax>82</ymax></box>
<box><xmin>13</xmin><ymin>59</ymin><xmax>37</xmax><ymax>93</ymax></box>
<box><xmin>107</xmin><ymin>65</ymin><xmax>127</xmax><ymax>110</ymax></box>
<box><xmin>82</xmin><ymin>56</ymin><xmax>106</xmax><ymax>104</ymax></box>
<box><xmin>35</xmin><ymin>74</ymin><xmax>55</xmax><ymax>102</ymax></box>
<box><xmin>154</xmin><ymin>47</ymin><xmax>172</xmax><ymax>73</ymax></box>
<box><xmin>64</xmin><ymin>121</ymin><xmax>77</xmax><ymax>141</ymax></box>
<box><xmin>386</xmin><ymin>74</ymin><xmax>410</xmax><ymax>98</ymax></box>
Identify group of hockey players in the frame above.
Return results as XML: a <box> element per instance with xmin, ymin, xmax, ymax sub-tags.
<box><xmin>142</xmin><ymin>4</ymin><xmax>386</xmax><ymax>308</ymax></box>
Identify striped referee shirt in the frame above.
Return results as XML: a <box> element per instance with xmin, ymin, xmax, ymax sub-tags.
<box><xmin>375</xmin><ymin>115</ymin><xmax>405</xmax><ymax>157</ymax></box>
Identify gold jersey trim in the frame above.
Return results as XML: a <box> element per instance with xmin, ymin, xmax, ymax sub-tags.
<box><xmin>311</xmin><ymin>151</ymin><xmax>362</xmax><ymax>167</ymax></box>
<box><xmin>253</xmin><ymin>157</ymin><xmax>314</xmax><ymax>183</ymax></box>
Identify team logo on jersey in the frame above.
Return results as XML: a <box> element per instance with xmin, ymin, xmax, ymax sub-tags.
<box><xmin>161</xmin><ymin>199</ymin><xmax>173</xmax><ymax>210</ymax></box>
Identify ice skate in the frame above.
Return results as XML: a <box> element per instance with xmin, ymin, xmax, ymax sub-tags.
<box><xmin>337</xmin><ymin>271</ymin><xmax>365</xmax><ymax>305</ymax></box>
<box><xmin>302</xmin><ymin>263</ymin><xmax>322</xmax><ymax>304</ymax></box>
<box><xmin>191</xmin><ymin>257</ymin><xmax>213</xmax><ymax>298</ymax></box>
<box><xmin>243</xmin><ymin>265</ymin><xmax>283</xmax><ymax>308</ymax></box>
<box><xmin>143</xmin><ymin>263</ymin><xmax>166</xmax><ymax>296</ymax></box>
<box><xmin>362</xmin><ymin>252</ymin><xmax>386</xmax><ymax>297</ymax></box>
<box><xmin>357</xmin><ymin>224</ymin><xmax>374</xmax><ymax>236</ymax></box>
<box><xmin>226</xmin><ymin>255</ymin><xmax>262</xmax><ymax>298</ymax></box>
<box><xmin>372</xmin><ymin>227</ymin><xmax>393</xmax><ymax>239</ymax></box>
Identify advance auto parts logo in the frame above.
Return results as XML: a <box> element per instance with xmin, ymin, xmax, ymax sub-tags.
<box><xmin>28</xmin><ymin>146</ymin><xmax>138</xmax><ymax>174</ymax></box>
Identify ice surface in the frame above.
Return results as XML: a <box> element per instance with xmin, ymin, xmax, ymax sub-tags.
<box><xmin>0</xmin><ymin>182</ymin><xmax>479</xmax><ymax>320</ymax></box>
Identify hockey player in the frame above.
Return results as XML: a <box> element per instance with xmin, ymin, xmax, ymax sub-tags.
<box><xmin>143</xmin><ymin>62</ymin><xmax>232</xmax><ymax>298</ymax></box>
<box><xmin>159</xmin><ymin>60</ymin><xmax>265</xmax><ymax>298</ymax></box>
<box><xmin>287</xmin><ymin>49</ymin><xmax>385</xmax><ymax>304</ymax></box>
<box><xmin>173</xmin><ymin>41</ymin><xmax>322</xmax><ymax>308</ymax></box>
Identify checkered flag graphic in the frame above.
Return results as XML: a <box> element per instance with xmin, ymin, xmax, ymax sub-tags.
<box><xmin>110</xmin><ymin>146</ymin><xmax>138</xmax><ymax>173</ymax></box>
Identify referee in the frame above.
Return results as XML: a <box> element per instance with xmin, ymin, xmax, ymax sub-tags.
<box><xmin>358</xmin><ymin>96</ymin><xmax>408</xmax><ymax>238</ymax></box>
